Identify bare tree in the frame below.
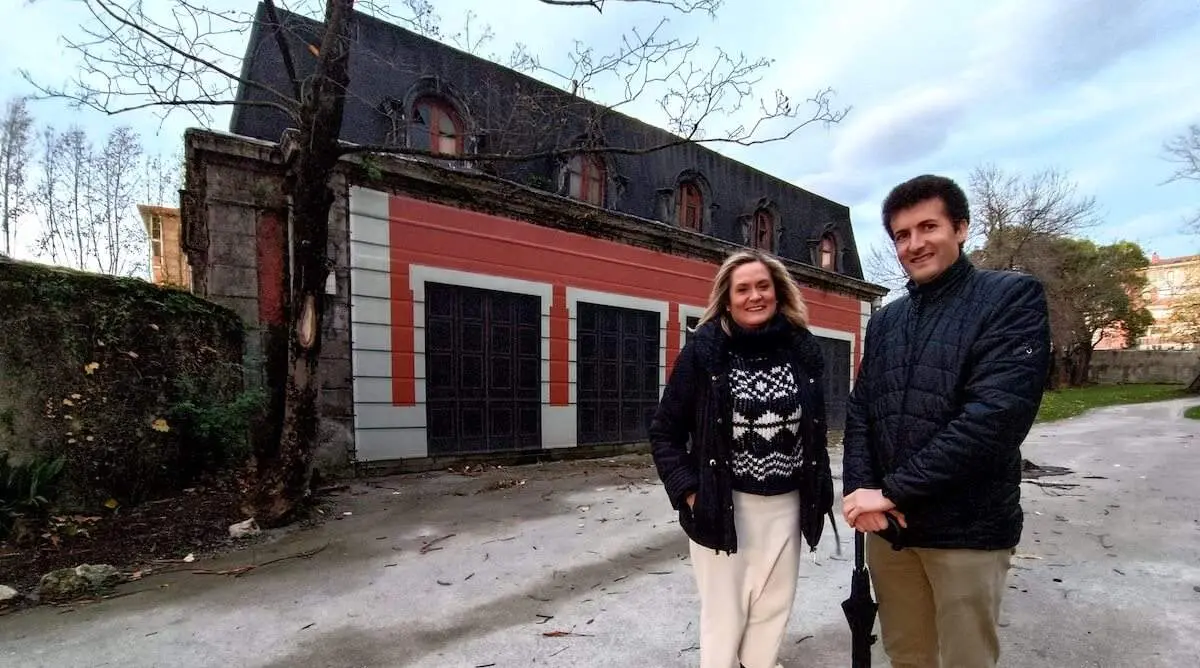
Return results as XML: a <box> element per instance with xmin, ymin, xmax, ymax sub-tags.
<box><xmin>968</xmin><ymin>164</ymin><xmax>1099</xmax><ymax>271</ymax></box>
<box><xmin>31</xmin><ymin>125</ymin><xmax>67</xmax><ymax>264</ymax></box>
<box><xmin>1163</xmin><ymin>123</ymin><xmax>1200</xmax><ymax>232</ymax></box>
<box><xmin>53</xmin><ymin>127</ymin><xmax>94</xmax><ymax>271</ymax></box>
<box><xmin>862</xmin><ymin>243</ymin><xmax>908</xmax><ymax>295</ymax></box>
<box><xmin>0</xmin><ymin>97</ymin><xmax>34</xmax><ymax>256</ymax></box>
<box><xmin>141</xmin><ymin>150</ymin><xmax>182</xmax><ymax>208</ymax></box>
<box><xmin>27</xmin><ymin>0</ymin><xmax>849</xmax><ymax>525</ymax></box>
<box><xmin>30</xmin><ymin>124</ymin><xmax>150</xmax><ymax>275</ymax></box>
<box><xmin>90</xmin><ymin>126</ymin><xmax>147</xmax><ymax>276</ymax></box>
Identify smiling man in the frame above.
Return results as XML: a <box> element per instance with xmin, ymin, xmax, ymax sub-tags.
<box><xmin>841</xmin><ymin>175</ymin><xmax>1052</xmax><ymax>668</ymax></box>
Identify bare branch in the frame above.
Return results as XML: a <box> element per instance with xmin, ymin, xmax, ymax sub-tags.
<box><xmin>1162</xmin><ymin>123</ymin><xmax>1200</xmax><ymax>232</ymax></box>
<box><xmin>263</xmin><ymin>0</ymin><xmax>303</xmax><ymax>101</ymax></box>
<box><xmin>24</xmin><ymin>0</ymin><xmax>296</xmax><ymax>127</ymax></box>
<box><xmin>446</xmin><ymin>10</ymin><xmax>495</xmax><ymax>55</ymax></box>
<box><xmin>863</xmin><ymin>244</ymin><xmax>909</xmax><ymax>293</ymax></box>
<box><xmin>338</xmin><ymin>90</ymin><xmax>840</xmax><ymax>160</ymax></box>
<box><xmin>968</xmin><ymin>164</ymin><xmax>1099</xmax><ymax>271</ymax></box>
<box><xmin>1163</xmin><ymin>123</ymin><xmax>1200</xmax><ymax>184</ymax></box>
<box><xmin>90</xmin><ymin>98</ymin><xmax>298</xmax><ymax>117</ymax></box>
<box><xmin>537</xmin><ymin>0</ymin><xmax>722</xmax><ymax>15</ymax></box>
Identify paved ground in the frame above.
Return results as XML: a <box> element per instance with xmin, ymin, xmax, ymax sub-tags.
<box><xmin>1</xmin><ymin>398</ymin><xmax>1198</xmax><ymax>667</ymax></box>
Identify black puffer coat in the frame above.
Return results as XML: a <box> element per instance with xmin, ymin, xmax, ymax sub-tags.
<box><xmin>649</xmin><ymin>316</ymin><xmax>834</xmax><ymax>554</ymax></box>
<box><xmin>843</xmin><ymin>255</ymin><xmax>1051</xmax><ymax>550</ymax></box>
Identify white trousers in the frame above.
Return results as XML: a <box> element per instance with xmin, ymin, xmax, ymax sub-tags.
<box><xmin>690</xmin><ymin>490</ymin><xmax>802</xmax><ymax>668</ymax></box>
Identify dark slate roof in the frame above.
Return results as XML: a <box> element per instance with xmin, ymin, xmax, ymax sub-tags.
<box><xmin>230</xmin><ymin>3</ymin><xmax>866</xmax><ymax>280</ymax></box>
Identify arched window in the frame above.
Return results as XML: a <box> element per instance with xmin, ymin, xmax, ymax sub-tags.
<box><xmin>567</xmin><ymin>153</ymin><xmax>606</xmax><ymax>205</ymax></box>
<box><xmin>409</xmin><ymin>96</ymin><xmax>463</xmax><ymax>155</ymax></box>
<box><xmin>677</xmin><ymin>182</ymin><xmax>703</xmax><ymax>231</ymax></box>
<box><xmin>819</xmin><ymin>233</ymin><xmax>838</xmax><ymax>271</ymax></box>
<box><xmin>752</xmin><ymin>209</ymin><xmax>774</xmax><ymax>252</ymax></box>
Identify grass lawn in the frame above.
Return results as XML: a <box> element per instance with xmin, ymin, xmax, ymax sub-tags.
<box><xmin>1036</xmin><ymin>383</ymin><xmax>1189</xmax><ymax>422</ymax></box>
<box><xmin>1185</xmin><ymin>405</ymin><xmax>1200</xmax><ymax>420</ymax></box>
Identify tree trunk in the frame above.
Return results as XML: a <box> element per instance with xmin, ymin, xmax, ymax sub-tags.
<box><xmin>1070</xmin><ymin>345</ymin><xmax>1094</xmax><ymax>387</ymax></box>
<box><xmin>245</xmin><ymin>0</ymin><xmax>355</xmax><ymax>527</ymax></box>
<box><xmin>1045</xmin><ymin>347</ymin><xmax>1060</xmax><ymax>390</ymax></box>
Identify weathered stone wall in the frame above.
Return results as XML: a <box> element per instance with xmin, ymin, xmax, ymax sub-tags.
<box><xmin>1089</xmin><ymin>350</ymin><xmax>1200</xmax><ymax>385</ymax></box>
<box><xmin>0</xmin><ymin>257</ymin><xmax>246</xmax><ymax>508</ymax></box>
<box><xmin>182</xmin><ymin>130</ymin><xmax>354</xmax><ymax>475</ymax></box>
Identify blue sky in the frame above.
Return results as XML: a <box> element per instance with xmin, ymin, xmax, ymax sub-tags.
<box><xmin>3</xmin><ymin>0</ymin><xmax>1198</xmax><ymax>287</ymax></box>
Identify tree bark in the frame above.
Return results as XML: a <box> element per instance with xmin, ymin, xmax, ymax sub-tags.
<box><xmin>246</xmin><ymin>0</ymin><xmax>354</xmax><ymax>527</ymax></box>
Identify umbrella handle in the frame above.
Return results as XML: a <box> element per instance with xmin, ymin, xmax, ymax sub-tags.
<box><xmin>854</xmin><ymin>529</ymin><xmax>865</xmax><ymax>570</ymax></box>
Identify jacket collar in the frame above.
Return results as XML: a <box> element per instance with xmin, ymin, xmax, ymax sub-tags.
<box><xmin>905</xmin><ymin>252</ymin><xmax>974</xmax><ymax>303</ymax></box>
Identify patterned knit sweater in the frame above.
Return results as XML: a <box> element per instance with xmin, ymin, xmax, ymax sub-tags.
<box><xmin>728</xmin><ymin>316</ymin><xmax>804</xmax><ymax>496</ymax></box>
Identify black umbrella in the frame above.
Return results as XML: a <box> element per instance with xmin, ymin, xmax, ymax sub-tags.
<box><xmin>841</xmin><ymin>515</ymin><xmax>900</xmax><ymax>668</ymax></box>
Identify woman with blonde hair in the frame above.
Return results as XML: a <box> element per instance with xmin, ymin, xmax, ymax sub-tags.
<box><xmin>650</xmin><ymin>250</ymin><xmax>834</xmax><ymax>668</ymax></box>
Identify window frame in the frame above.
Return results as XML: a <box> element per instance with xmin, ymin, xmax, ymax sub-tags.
<box><xmin>150</xmin><ymin>215</ymin><xmax>163</xmax><ymax>260</ymax></box>
<box><xmin>818</xmin><ymin>233</ymin><xmax>838</xmax><ymax>271</ymax></box>
<box><xmin>567</xmin><ymin>153</ymin><xmax>607</xmax><ymax>205</ymax></box>
<box><xmin>677</xmin><ymin>182</ymin><xmax>703</xmax><ymax>231</ymax></box>
<box><xmin>752</xmin><ymin>209</ymin><xmax>774</xmax><ymax>252</ymax></box>
<box><xmin>411</xmin><ymin>96</ymin><xmax>464</xmax><ymax>156</ymax></box>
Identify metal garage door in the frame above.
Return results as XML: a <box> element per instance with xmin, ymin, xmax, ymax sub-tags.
<box><xmin>424</xmin><ymin>282</ymin><xmax>541</xmax><ymax>455</ymax></box>
<box><xmin>577</xmin><ymin>302</ymin><xmax>661</xmax><ymax>445</ymax></box>
<box><xmin>815</xmin><ymin>336</ymin><xmax>851</xmax><ymax>430</ymax></box>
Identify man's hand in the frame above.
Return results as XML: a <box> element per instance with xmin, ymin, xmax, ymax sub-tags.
<box><xmin>852</xmin><ymin>510</ymin><xmax>908</xmax><ymax>533</ymax></box>
<box><xmin>686</xmin><ymin>492</ymin><xmax>696</xmax><ymax>509</ymax></box>
<box><xmin>842</xmin><ymin>488</ymin><xmax>897</xmax><ymax>527</ymax></box>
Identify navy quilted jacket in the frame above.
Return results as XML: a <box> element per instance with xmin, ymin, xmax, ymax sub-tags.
<box><xmin>843</xmin><ymin>255</ymin><xmax>1051</xmax><ymax>550</ymax></box>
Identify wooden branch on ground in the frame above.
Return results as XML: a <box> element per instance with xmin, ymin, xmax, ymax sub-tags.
<box><xmin>191</xmin><ymin>543</ymin><xmax>329</xmax><ymax>577</ymax></box>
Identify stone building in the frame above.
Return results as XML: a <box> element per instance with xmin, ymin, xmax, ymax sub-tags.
<box><xmin>138</xmin><ymin>205</ymin><xmax>191</xmax><ymax>290</ymax></box>
<box><xmin>1139</xmin><ymin>253</ymin><xmax>1199</xmax><ymax>350</ymax></box>
<box><xmin>179</xmin><ymin>5</ymin><xmax>887</xmax><ymax>472</ymax></box>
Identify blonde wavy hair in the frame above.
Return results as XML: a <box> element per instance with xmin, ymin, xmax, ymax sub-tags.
<box><xmin>696</xmin><ymin>250</ymin><xmax>809</xmax><ymax>335</ymax></box>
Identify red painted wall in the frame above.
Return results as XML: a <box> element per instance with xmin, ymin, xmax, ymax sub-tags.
<box><xmin>386</xmin><ymin>194</ymin><xmax>863</xmax><ymax>406</ymax></box>
<box><xmin>256</xmin><ymin>211</ymin><xmax>286</xmax><ymax>327</ymax></box>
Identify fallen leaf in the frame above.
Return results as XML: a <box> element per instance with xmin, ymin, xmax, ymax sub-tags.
<box><xmin>84</xmin><ymin>362</ymin><xmax>100</xmax><ymax>375</ymax></box>
<box><xmin>151</xmin><ymin>418</ymin><xmax>170</xmax><ymax>433</ymax></box>
<box><xmin>183</xmin><ymin>553</ymin><xmax>195</xmax><ymax>563</ymax></box>
<box><xmin>104</xmin><ymin>498</ymin><xmax>119</xmax><ymax>509</ymax></box>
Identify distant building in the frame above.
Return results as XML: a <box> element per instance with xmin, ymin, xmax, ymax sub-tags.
<box><xmin>138</xmin><ymin>205</ymin><xmax>192</xmax><ymax>290</ymax></box>
<box><xmin>1138</xmin><ymin>252</ymin><xmax>1199</xmax><ymax>350</ymax></box>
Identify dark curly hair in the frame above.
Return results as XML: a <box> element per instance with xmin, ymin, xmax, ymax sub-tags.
<box><xmin>881</xmin><ymin>174</ymin><xmax>970</xmax><ymax>239</ymax></box>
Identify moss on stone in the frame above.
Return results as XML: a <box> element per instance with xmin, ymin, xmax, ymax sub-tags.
<box><xmin>0</xmin><ymin>258</ymin><xmax>250</xmax><ymax>510</ymax></box>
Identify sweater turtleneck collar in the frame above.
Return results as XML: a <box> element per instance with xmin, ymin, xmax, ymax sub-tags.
<box><xmin>727</xmin><ymin>311</ymin><xmax>793</xmax><ymax>351</ymax></box>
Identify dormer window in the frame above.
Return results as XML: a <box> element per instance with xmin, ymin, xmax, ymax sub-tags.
<box><xmin>410</xmin><ymin>96</ymin><xmax>463</xmax><ymax>155</ymax></box>
<box><xmin>677</xmin><ymin>182</ymin><xmax>703</xmax><ymax>231</ymax></box>
<box><xmin>752</xmin><ymin>209</ymin><xmax>774</xmax><ymax>252</ymax></box>
<box><xmin>567</xmin><ymin>153</ymin><xmax>606</xmax><ymax>205</ymax></box>
<box><xmin>819</xmin><ymin>233</ymin><xmax>838</xmax><ymax>271</ymax></box>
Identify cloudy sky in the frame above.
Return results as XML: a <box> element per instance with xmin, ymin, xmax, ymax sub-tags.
<box><xmin>3</xmin><ymin>0</ymin><xmax>1198</xmax><ymax>287</ymax></box>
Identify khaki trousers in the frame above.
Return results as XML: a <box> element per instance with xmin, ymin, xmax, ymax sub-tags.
<box><xmin>690</xmin><ymin>490</ymin><xmax>801</xmax><ymax>668</ymax></box>
<box><xmin>866</xmin><ymin>533</ymin><xmax>1013</xmax><ymax>668</ymax></box>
